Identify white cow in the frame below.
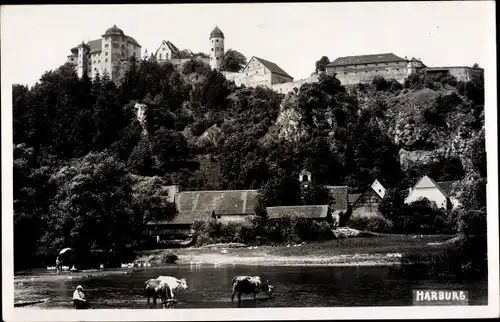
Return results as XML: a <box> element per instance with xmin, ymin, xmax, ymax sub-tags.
<box><xmin>157</xmin><ymin>276</ymin><xmax>188</xmax><ymax>300</ymax></box>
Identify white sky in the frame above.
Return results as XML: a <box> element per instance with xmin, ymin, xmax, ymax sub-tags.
<box><xmin>0</xmin><ymin>2</ymin><xmax>496</xmax><ymax>86</ymax></box>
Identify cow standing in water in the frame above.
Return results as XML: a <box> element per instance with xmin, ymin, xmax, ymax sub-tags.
<box><xmin>231</xmin><ymin>276</ymin><xmax>274</xmax><ymax>303</ymax></box>
<box><xmin>144</xmin><ymin>279</ymin><xmax>176</xmax><ymax>309</ymax></box>
<box><xmin>156</xmin><ymin>276</ymin><xmax>188</xmax><ymax>301</ymax></box>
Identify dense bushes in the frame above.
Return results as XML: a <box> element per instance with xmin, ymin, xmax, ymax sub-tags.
<box><xmin>378</xmin><ymin>197</ymin><xmax>454</xmax><ymax>234</ymax></box>
<box><xmin>402</xmin><ymin>235</ymin><xmax>487</xmax><ymax>281</ymax></box>
<box><xmin>192</xmin><ymin>215</ymin><xmax>334</xmax><ymax>246</ymax></box>
<box><xmin>348</xmin><ymin>214</ymin><xmax>393</xmax><ymax>233</ymax></box>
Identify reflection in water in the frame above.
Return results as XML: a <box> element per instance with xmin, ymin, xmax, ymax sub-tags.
<box><xmin>14</xmin><ymin>264</ymin><xmax>488</xmax><ymax>309</ymax></box>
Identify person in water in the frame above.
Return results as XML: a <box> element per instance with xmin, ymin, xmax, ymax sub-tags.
<box><xmin>73</xmin><ymin>285</ymin><xmax>91</xmax><ymax>309</ymax></box>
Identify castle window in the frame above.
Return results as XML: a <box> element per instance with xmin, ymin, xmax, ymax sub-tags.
<box><xmin>105</xmin><ymin>52</ymin><xmax>108</xmax><ymax>56</ymax></box>
<box><xmin>159</xmin><ymin>53</ymin><xmax>162</xmax><ymax>60</ymax></box>
<box><xmin>397</xmin><ymin>68</ymin><xmax>400</xmax><ymax>71</ymax></box>
<box><xmin>216</xmin><ymin>57</ymin><xmax>219</xmax><ymax>60</ymax></box>
<box><xmin>98</xmin><ymin>60</ymin><xmax>101</xmax><ymax>63</ymax></box>
<box><xmin>105</xmin><ymin>44</ymin><xmax>109</xmax><ymax>48</ymax></box>
<box><xmin>93</xmin><ymin>61</ymin><xmax>96</xmax><ymax>64</ymax></box>
<box><xmin>105</xmin><ymin>59</ymin><xmax>108</xmax><ymax>62</ymax></box>
<box><xmin>211</xmin><ymin>48</ymin><xmax>214</xmax><ymax>51</ymax></box>
<box><xmin>216</xmin><ymin>39</ymin><xmax>219</xmax><ymax>43</ymax></box>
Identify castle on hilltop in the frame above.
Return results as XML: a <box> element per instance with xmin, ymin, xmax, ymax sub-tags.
<box><xmin>68</xmin><ymin>25</ymin><xmax>483</xmax><ymax>92</ymax></box>
<box><xmin>67</xmin><ymin>25</ymin><xmax>142</xmax><ymax>80</ymax></box>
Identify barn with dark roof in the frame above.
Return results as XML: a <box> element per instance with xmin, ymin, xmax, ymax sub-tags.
<box><xmin>144</xmin><ymin>189</ymin><xmax>259</xmax><ymax>245</ymax></box>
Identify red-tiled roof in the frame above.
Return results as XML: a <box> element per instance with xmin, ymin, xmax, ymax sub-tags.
<box><xmin>327</xmin><ymin>53</ymin><xmax>407</xmax><ymax>67</ymax></box>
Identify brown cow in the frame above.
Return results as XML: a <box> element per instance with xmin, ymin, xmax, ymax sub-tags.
<box><xmin>230</xmin><ymin>276</ymin><xmax>274</xmax><ymax>302</ymax></box>
<box><xmin>144</xmin><ymin>279</ymin><xmax>177</xmax><ymax>309</ymax></box>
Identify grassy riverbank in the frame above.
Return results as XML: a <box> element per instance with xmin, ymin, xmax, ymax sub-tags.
<box><xmin>135</xmin><ymin>234</ymin><xmax>453</xmax><ymax>266</ymax></box>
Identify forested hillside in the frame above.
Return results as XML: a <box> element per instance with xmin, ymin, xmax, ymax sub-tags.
<box><xmin>13</xmin><ymin>56</ymin><xmax>486</xmax><ymax>269</ymax></box>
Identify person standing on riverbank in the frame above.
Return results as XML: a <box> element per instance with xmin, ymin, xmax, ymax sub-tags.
<box><xmin>73</xmin><ymin>285</ymin><xmax>91</xmax><ymax>309</ymax></box>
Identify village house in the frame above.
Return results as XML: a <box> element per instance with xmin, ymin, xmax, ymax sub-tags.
<box><xmin>223</xmin><ymin>56</ymin><xmax>294</xmax><ymax>89</ymax></box>
<box><xmin>404</xmin><ymin>175</ymin><xmax>460</xmax><ymax>210</ymax></box>
<box><xmin>324</xmin><ymin>185</ymin><xmax>349</xmax><ymax>221</ymax></box>
<box><xmin>349</xmin><ymin>179</ymin><xmax>387</xmax><ymax>218</ymax></box>
<box><xmin>264</xmin><ymin>185</ymin><xmax>348</xmax><ymax>227</ymax></box>
<box><xmin>144</xmin><ymin>189</ymin><xmax>259</xmax><ymax>245</ymax></box>
<box><xmin>154</xmin><ymin>40</ymin><xmax>180</xmax><ymax>62</ymax></box>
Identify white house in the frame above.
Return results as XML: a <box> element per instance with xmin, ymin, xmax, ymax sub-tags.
<box><xmin>404</xmin><ymin>175</ymin><xmax>460</xmax><ymax>210</ymax></box>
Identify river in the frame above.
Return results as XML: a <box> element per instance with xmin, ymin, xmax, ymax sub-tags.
<box><xmin>14</xmin><ymin>264</ymin><xmax>488</xmax><ymax>309</ymax></box>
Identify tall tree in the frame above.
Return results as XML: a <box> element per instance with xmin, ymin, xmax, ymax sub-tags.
<box><xmin>222</xmin><ymin>49</ymin><xmax>247</xmax><ymax>72</ymax></box>
<box><xmin>315</xmin><ymin>56</ymin><xmax>330</xmax><ymax>73</ymax></box>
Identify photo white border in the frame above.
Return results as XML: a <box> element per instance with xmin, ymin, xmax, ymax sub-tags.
<box><xmin>2</xmin><ymin>2</ymin><xmax>499</xmax><ymax>321</ymax></box>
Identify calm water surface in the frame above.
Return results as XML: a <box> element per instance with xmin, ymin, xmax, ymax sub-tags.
<box><xmin>14</xmin><ymin>265</ymin><xmax>488</xmax><ymax>309</ymax></box>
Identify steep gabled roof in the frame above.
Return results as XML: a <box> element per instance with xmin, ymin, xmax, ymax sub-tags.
<box><xmin>176</xmin><ymin>190</ymin><xmax>259</xmax><ymax>215</ymax></box>
<box><xmin>88</xmin><ymin>39</ymin><xmax>102</xmax><ymax>54</ymax></box>
<box><xmin>245</xmin><ymin>56</ymin><xmax>293</xmax><ymax>79</ymax></box>
<box><xmin>326</xmin><ymin>53</ymin><xmax>407</xmax><ymax>67</ymax></box>
<box><xmin>436</xmin><ymin>180</ymin><xmax>459</xmax><ymax>196</ymax></box>
<box><xmin>324</xmin><ymin>185</ymin><xmax>349</xmax><ymax>211</ymax></box>
<box><xmin>266</xmin><ymin>205</ymin><xmax>329</xmax><ymax>219</ymax></box>
<box><xmin>409</xmin><ymin>175</ymin><xmax>451</xmax><ymax>198</ymax></box>
<box><xmin>155</xmin><ymin>40</ymin><xmax>180</xmax><ymax>56</ymax></box>
<box><xmin>348</xmin><ymin>193</ymin><xmax>361</xmax><ymax>205</ymax></box>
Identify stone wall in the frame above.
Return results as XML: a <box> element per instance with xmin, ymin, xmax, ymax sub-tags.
<box><xmin>326</xmin><ymin>61</ymin><xmax>408</xmax><ymax>85</ymax></box>
<box><xmin>272</xmin><ymin>74</ymin><xmax>320</xmax><ymax>94</ymax></box>
<box><xmin>426</xmin><ymin>67</ymin><xmax>484</xmax><ymax>82</ymax></box>
<box><xmin>222</xmin><ymin>71</ymin><xmax>243</xmax><ymax>86</ymax></box>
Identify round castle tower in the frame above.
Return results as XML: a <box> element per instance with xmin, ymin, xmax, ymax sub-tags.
<box><xmin>77</xmin><ymin>42</ymin><xmax>90</xmax><ymax>79</ymax></box>
<box><xmin>101</xmin><ymin>25</ymin><xmax>126</xmax><ymax>79</ymax></box>
<box><xmin>209</xmin><ymin>26</ymin><xmax>225</xmax><ymax>70</ymax></box>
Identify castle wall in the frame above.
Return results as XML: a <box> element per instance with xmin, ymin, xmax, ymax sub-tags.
<box><xmin>326</xmin><ymin>61</ymin><xmax>408</xmax><ymax>85</ymax></box>
<box><xmin>222</xmin><ymin>71</ymin><xmax>243</xmax><ymax>86</ymax></box>
<box><xmin>272</xmin><ymin>74</ymin><xmax>319</xmax><ymax>94</ymax></box>
<box><xmin>426</xmin><ymin>67</ymin><xmax>484</xmax><ymax>82</ymax></box>
<box><xmin>169</xmin><ymin>57</ymin><xmax>210</xmax><ymax>69</ymax></box>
